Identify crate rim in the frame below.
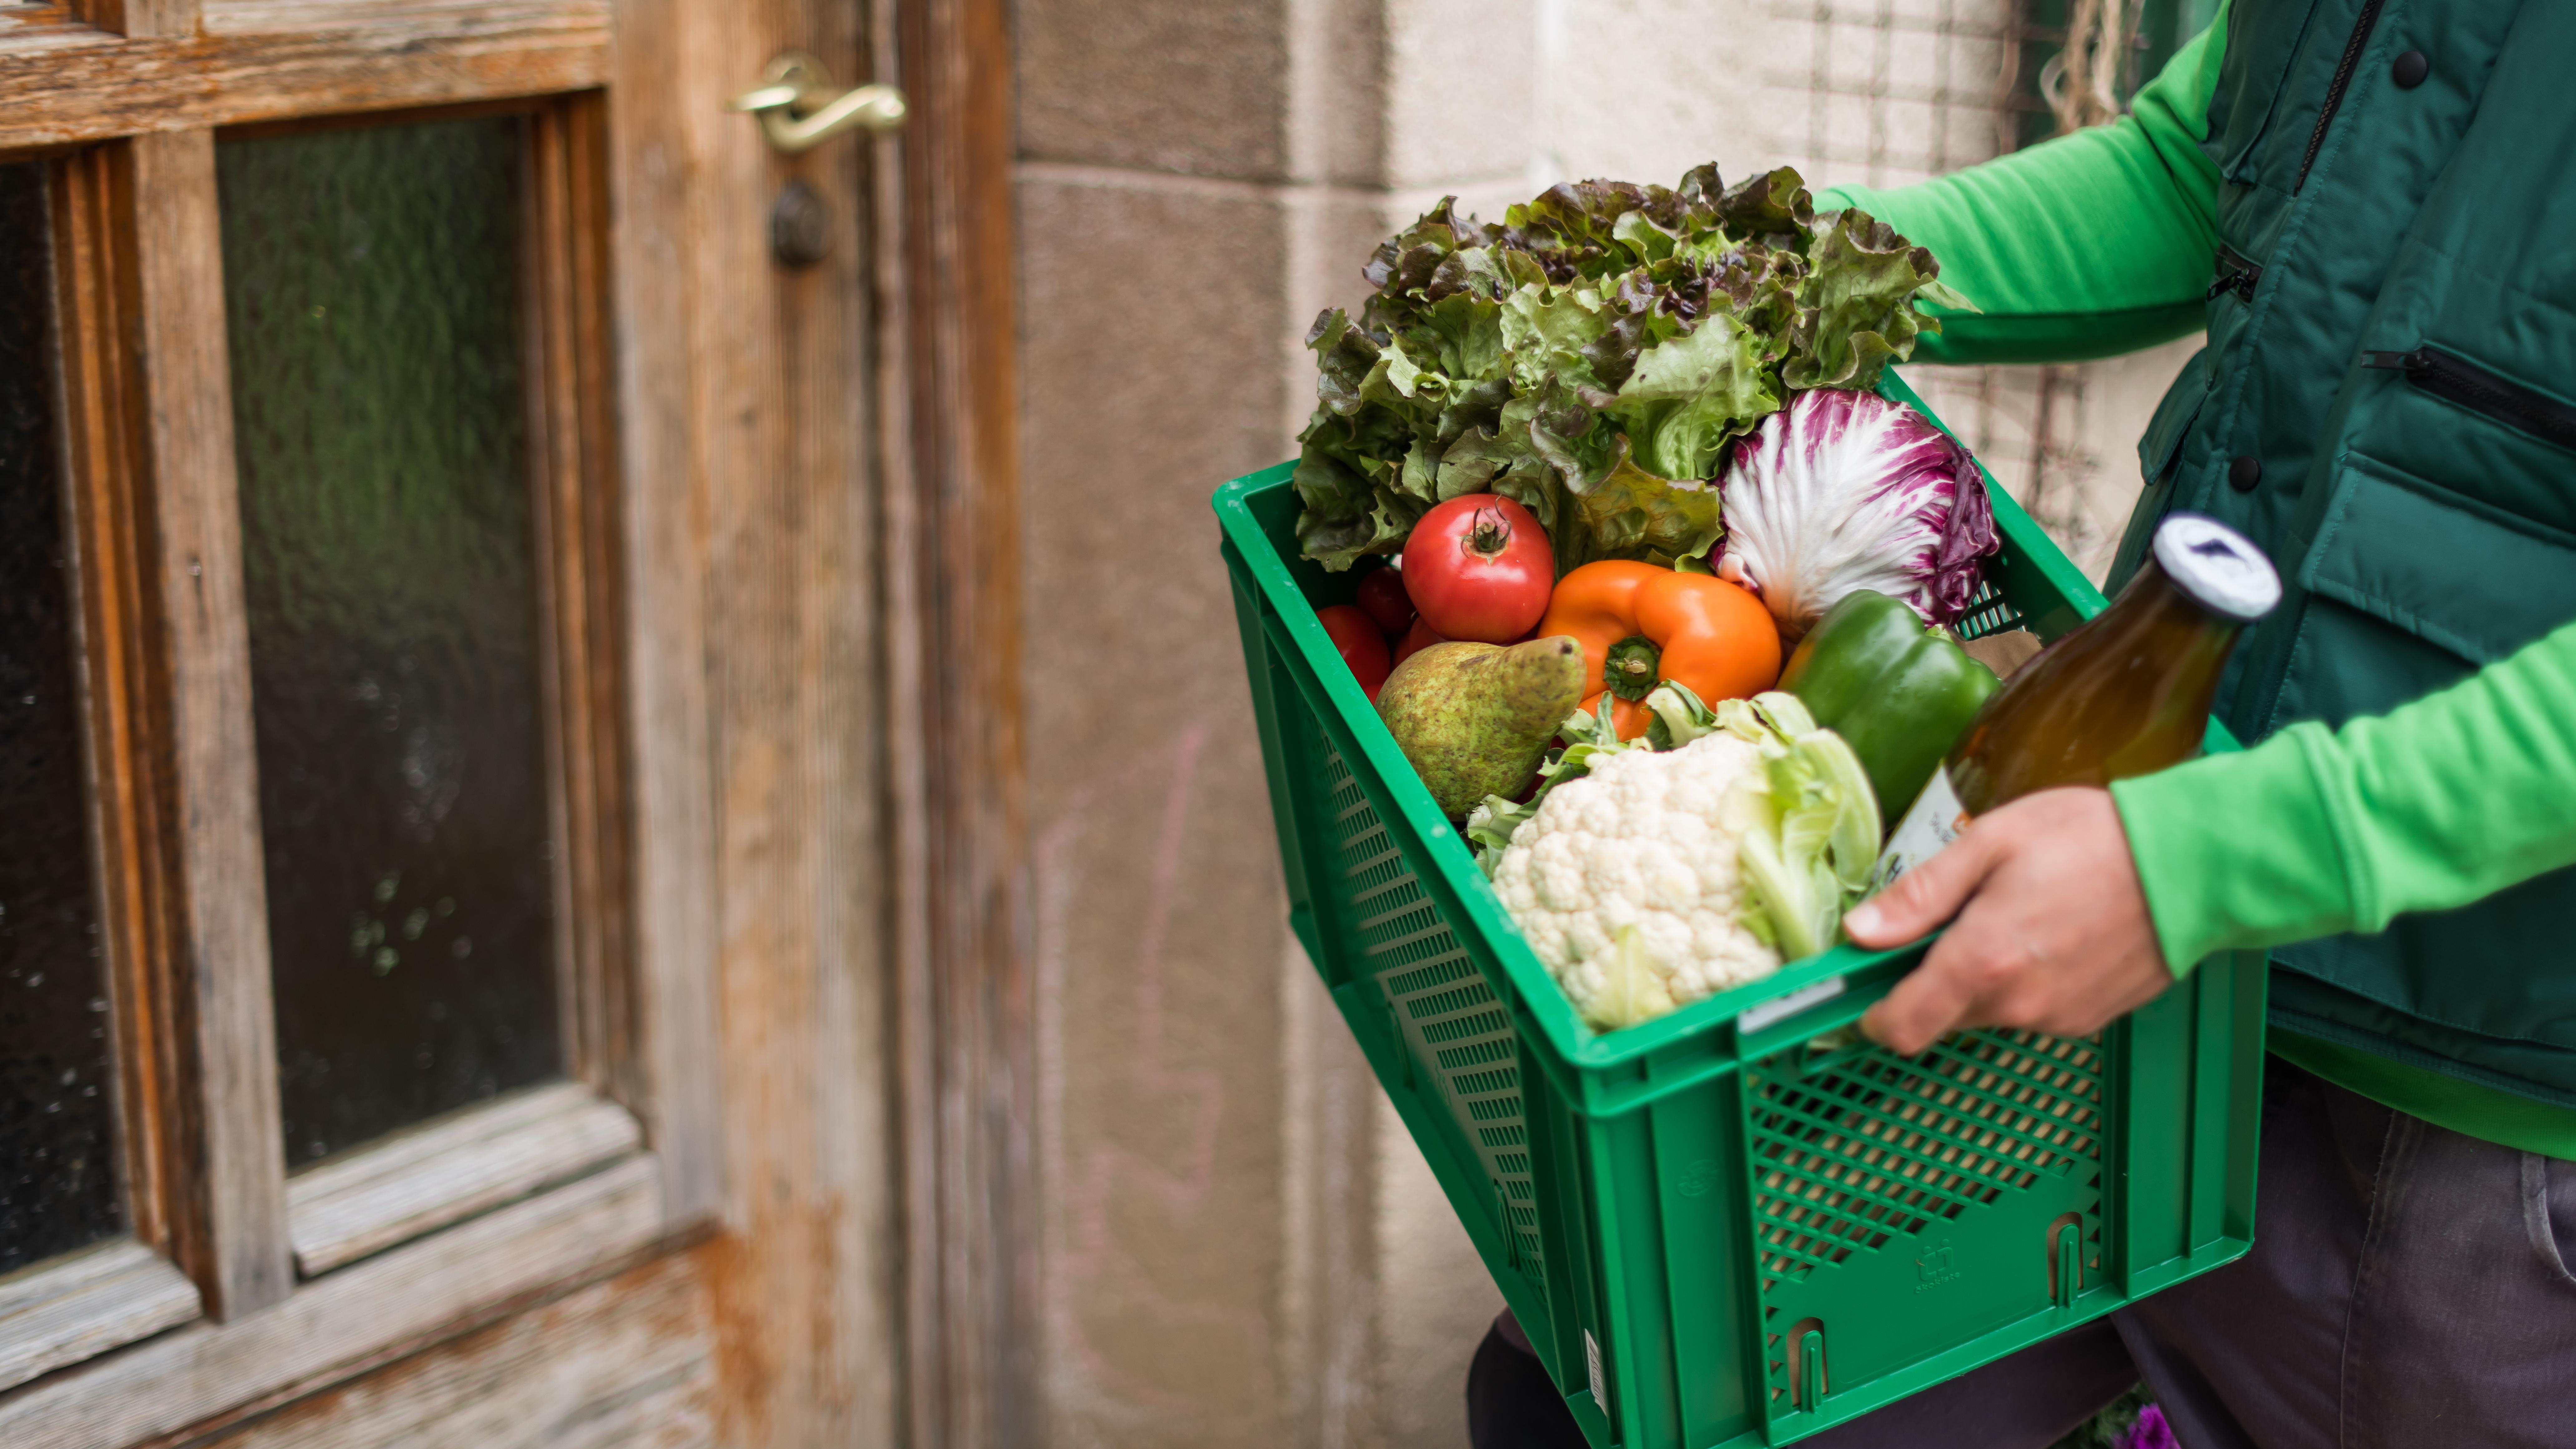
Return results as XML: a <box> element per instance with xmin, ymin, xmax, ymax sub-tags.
<box><xmin>1212</xmin><ymin>370</ymin><xmax>2135</xmax><ymax>1078</ymax></box>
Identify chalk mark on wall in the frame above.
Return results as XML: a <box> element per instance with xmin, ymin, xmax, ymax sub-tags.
<box><xmin>1034</xmin><ymin>722</ymin><xmax>1280</xmax><ymax>1427</ymax></box>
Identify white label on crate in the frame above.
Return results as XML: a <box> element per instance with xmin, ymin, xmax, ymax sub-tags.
<box><xmin>1737</xmin><ymin>975</ymin><xmax>1846</xmax><ymax>1035</ymax></box>
<box><xmin>1586</xmin><ymin>1329</ymin><xmax>1606</xmax><ymax>1406</ymax></box>
<box><xmin>1871</xmin><ymin>763</ymin><xmax>1973</xmax><ymax>890</ymax></box>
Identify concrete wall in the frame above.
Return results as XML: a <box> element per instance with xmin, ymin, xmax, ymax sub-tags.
<box><xmin>1010</xmin><ymin>5</ymin><xmax>2197</xmax><ymax>1446</ymax></box>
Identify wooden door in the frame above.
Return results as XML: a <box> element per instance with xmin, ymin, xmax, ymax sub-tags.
<box><xmin>0</xmin><ymin>0</ymin><xmax>1025</xmax><ymax>1444</ymax></box>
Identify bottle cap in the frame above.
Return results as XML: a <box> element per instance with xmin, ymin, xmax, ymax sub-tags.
<box><xmin>2152</xmin><ymin>513</ymin><xmax>2280</xmax><ymax>624</ymax></box>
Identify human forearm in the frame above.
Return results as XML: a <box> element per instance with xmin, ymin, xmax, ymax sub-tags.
<box><xmin>1817</xmin><ymin>6</ymin><xmax>2229</xmax><ymax>366</ymax></box>
<box><xmin>2114</xmin><ymin>617</ymin><xmax>2576</xmax><ymax>971</ymax></box>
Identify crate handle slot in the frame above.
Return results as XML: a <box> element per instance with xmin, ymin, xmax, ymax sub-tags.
<box><xmin>1787</xmin><ymin>1317</ymin><xmax>1827</xmax><ymax>1412</ymax></box>
<box><xmin>2047</xmin><ymin>1212</ymin><xmax>2086</xmax><ymax>1308</ymax></box>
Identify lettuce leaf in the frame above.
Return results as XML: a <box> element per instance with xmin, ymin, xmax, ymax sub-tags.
<box><xmin>1710</xmin><ymin>165</ymin><xmax>1816</xmax><ymax>250</ymax></box>
<box><xmin>1602</xmin><ymin>308</ymin><xmax>1782</xmax><ymax>486</ymax></box>
<box><xmin>1551</xmin><ymin>437</ymin><xmax>1728</xmax><ymax>572</ymax></box>
<box><xmin>1293</xmin><ymin>166</ymin><xmax>1964</xmax><ymax>571</ymax></box>
<box><xmin>1785</xmin><ymin>210</ymin><xmax>1976</xmax><ymax>392</ymax></box>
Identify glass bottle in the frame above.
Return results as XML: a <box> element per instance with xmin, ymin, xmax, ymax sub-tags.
<box><xmin>1875</xmin><ymin>513</ymin><xmax>2281</xmax><ymax>883</ymax></box>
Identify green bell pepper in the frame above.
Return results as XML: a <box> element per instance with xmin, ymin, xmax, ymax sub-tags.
<box><xmin>1777</xmin><ymin>589</ymin><xmax>2000</xmax><ymax>819</ymax></box>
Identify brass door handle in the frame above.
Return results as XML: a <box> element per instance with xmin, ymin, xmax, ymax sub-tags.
<box><xmin>729</xmin><ymin>52</ymin><xmax>907</xmax><ymax>153</ymax></box>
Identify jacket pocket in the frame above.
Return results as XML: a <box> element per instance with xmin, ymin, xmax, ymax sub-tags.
<box><xmin>2261</xmin><ymin>460</ymin><xmax>2576</xmax><ymax>1052</ymax></box>
<box><xmin>2362</xmin><ymin>346</ymin><xmax>2576</xmax><ymax>456</ymax></box>
<box><xmin>2299</xmin><ymin>456</ymin><xmax>2576</xmax><ymax>669</ymax></box>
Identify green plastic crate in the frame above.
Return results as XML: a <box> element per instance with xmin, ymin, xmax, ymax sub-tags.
<box><xmin>1216</xmin><ymin>373</ymin><xmax>2265</xmax><ymax>1448</ymax></box>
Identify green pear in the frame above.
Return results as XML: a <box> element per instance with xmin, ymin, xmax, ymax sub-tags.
<box><xmin>1377</xmin><ymin>636</ymin><xmax>1587</xmax><ymax>817</ymax></box>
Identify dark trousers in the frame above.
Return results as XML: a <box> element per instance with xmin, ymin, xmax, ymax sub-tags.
<box><xmin>1468</xmin><ymin>1060</ymin><xmax>2576</xmax><ymax>1448</ymax></box>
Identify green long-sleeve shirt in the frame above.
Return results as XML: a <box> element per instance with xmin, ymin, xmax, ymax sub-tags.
<box><xmin>1822</xmin><ymin>7</ymin><xmax>2576</xmax><ymax>1157</ymax></box>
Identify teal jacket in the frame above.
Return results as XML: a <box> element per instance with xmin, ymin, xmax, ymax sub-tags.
<box><xmin>1831</xmin><ymin>0</ymin><xmax>2576</xmax><ymax>1156</ymax></box>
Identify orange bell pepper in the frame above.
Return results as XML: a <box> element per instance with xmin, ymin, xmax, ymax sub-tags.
<box><xmin>1537</xmin><ymin>561</ymin><xmax>1782</xmax><ymax>740</ymax></box>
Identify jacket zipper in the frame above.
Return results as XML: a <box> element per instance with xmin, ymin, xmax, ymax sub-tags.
<box><xmin>2363</xmin><ymin>347</ymin><xmax>2576</xmax><ymax>453</ymax></box>
<box><xmin>2207</xmin><ymin>243</ymin><xmax>2263</xmax><ymax>303</ymax></box>
<box><xmin>2295</xmin><ymin>0</ymin><xmax>2388</xmax><ymax>193</ymax></box>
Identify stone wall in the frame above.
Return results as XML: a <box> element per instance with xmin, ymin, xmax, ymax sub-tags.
<box><xmin>1010</xmin><ymin>4</ymin><xmax>2199</xmax><ymax>1445</ymax></box>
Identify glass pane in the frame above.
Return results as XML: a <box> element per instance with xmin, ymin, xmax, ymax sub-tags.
<box><xmin>0</xmin><ymin>160</ymin><xmax>123</xmax><ymax>1271</ymax></box>
<box><xmin>218</xmin><ymin>119</ymin><xmax>562</xmax><ymax>1169</ymax></box>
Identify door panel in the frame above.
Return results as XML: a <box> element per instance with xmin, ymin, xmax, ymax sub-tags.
<box><xmin>0</xmin><ymin>0</ymin><xmax>936</xmax><ymax>1441</ymax></box>
<box><xmin>200</xmin><ymin>1250</ymin><xmax>719</xmax><ymax>1449</ymax></box>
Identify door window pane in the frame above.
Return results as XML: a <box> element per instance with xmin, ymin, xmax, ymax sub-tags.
<box><xmin>0</xmin><ymin>160</ymin><xmax>122</xmax><ymax>1271</ymax></box>
<box><xmin>218</xmin><ymin>119</ymin><xmax>561</xmax><ymax>1168</ymax></box>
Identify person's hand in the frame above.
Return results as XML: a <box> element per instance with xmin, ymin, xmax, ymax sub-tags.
<box><xmin>1843</xmin><ymin>787</ymin><xmax>2174</xmax><ymax>1054</ymax></box>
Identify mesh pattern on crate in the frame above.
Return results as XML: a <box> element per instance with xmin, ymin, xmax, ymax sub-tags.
<box><xmin>1950</xmin><ymin>576</ymin><xmax>2021</xmax><ymax>641</ymax></box>
<box><xmin>1318</xmin><ymin>738</ymin><xmax>1544</xmax><ymax>1277</ymax></box>
<box><xmin>1749</xmin><ymin>1029</ymin><xmax>2106</xmax><ymax>1405</ymax></box>
<box><xmin>1746</xmin><ymin>1028</ymin><xmax>2104</xmax><ymax>1289</ymax></box>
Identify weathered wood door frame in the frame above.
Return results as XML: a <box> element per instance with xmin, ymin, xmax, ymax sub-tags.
<box><xmin>882</xmin><ymin>1</ymin><xmax>1035</xmax><ymax>1442</ymax></box>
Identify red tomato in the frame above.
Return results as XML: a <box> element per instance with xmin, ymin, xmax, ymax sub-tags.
<box><xmin>1354</xmin><ymin>566</ymin><xmax>1415</xmax><ymax>635</ymax></box>
<box><xmin>1400</xmin><ymin>494</ymin><xmax>1553</xmax><ymax>644</ymax></box>
<box><xmin>1390</xmin><ymin>615</ymin><xmax>1446</xmax><ymax>669</ymax></box>
<box><xmin>1316</xmin><ymin>605</ymin><xmax>1391</xmax><ymax>698</ymax></box>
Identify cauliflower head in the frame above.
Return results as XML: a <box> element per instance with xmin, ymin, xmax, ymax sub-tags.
<box><xmin>1490</xmin><ymin>731</ymin><xmax>1784</xmax><ymax>1028</ymax></box>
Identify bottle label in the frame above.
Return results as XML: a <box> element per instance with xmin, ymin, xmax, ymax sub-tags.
<box><xmin>1872</xmin><ymin>764</ymin><xmax>1971</xmax><ymax>890</ymax></box>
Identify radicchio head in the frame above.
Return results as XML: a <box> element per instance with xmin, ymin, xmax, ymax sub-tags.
<box><xmin>1715</xmin><ymin>389</ymin><xmax>1998</xmax><ymax>636</ymax></box>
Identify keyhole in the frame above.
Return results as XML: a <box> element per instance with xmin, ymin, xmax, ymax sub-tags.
<box><xmin>770</xmin><ymin>181</ymin><xmax>830</xmax><ymax>268</ymax></box>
